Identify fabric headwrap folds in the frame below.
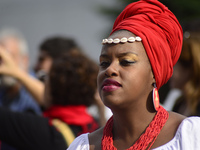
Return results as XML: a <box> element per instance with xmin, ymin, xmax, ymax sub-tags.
<box><xmin>110</xmin><ymin>0</ymin><xmax>183</xmax><ymax>90</ymax></box>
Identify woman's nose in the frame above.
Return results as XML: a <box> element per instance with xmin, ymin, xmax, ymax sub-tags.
<box><xmin>105</xmin><ymin>61</ymin><xmax>119</xmax><ymax>77</ymax></box>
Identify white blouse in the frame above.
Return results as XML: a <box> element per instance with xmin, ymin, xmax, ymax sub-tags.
<box><xmin>67</xmin><ymin>117</ymin><xmax>200</xmax><ymax>150</ymax></box>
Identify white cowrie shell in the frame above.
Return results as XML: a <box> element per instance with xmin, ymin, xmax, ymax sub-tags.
<box><xmin>113</xmin><ymin>38</ymin><xmax>120</xmax><ymax>44</ymax></box>
<box><xmin>102</xmin><ymin>39</ymin><xmax>108</xmax><ymax>44</ymax></box>
<box><xmin>135</xmin><ymin>36</ymin><xmax>142</xmax><ymax>41</ymax></box>
<box><xmin>120</xmin><ymin>37</ymin><xmax>128</xmax><ymax>43</ymax></box>
<box><xmin>107</xmin><ymin>38</ymin><xmax>113</xmax><ymax>44</ymax></box>
<box><xmin>128</xmin><ymin>37</ymin><xmax>135</xmax><ymax>42</ymax></box>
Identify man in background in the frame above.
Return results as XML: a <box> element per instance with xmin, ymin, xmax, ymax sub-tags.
<box><xmin>0</xmin><ymin>28</ymin><xmax>41</xmax><ymax>115</ymax></box>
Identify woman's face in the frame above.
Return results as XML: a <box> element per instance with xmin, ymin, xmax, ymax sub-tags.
<box><xmin>97</xmin><ymin>31</ymin><xmax>155</xmax><ymax>109</ymax></box>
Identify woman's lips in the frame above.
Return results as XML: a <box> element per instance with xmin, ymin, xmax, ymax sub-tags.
<box><xmin>102</xmin><ymin>79</ymin><xmax>121</xmax><ymax>92</ymax></box>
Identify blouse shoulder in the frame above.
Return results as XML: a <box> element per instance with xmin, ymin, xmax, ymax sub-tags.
<box><xmin>67</xmin><ymin>133</ymin><xmax>89</xmax><ymax>150</ymax></box>
<box><xmin>153</xmin><ymin>116</ymin><xmax>200</xmax><ymax>150</ymax></box>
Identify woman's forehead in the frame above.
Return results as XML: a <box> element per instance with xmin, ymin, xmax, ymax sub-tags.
<box><xmin>101</xmin><ymin>42</ymin><xmax>146</xmax><ymax>60</ymax></box>
<box><xmin>109</xmin><ymin>30</ymin><xmax>136</xmax><ymax>39</ymax></box>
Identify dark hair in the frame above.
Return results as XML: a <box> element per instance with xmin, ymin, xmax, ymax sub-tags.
<box><xmin>49</xmin><ymin>50</ymin><xmax>98</xmax><ymax>106</ymax></box>
<box><xmin>39</xmin><ymin>36</ymin><xmax>79</xmax><ymax>59</ymax></box>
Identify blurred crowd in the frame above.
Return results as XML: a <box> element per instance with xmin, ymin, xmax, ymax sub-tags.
<box><xmin>0</xmin><ymin>27</ymin><xmax>112</xmax><ymax>150</ymax></box>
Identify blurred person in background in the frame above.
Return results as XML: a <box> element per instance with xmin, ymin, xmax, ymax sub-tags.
<box><xmin>168</xmin><ymin>32</ymin><xmax>200</xmax><ymax>116</ymax></box>
<box><xmin>0</xmin><ymin>28</ymin><xmax>43</xmax><ymax>150</ymax></box>
<box><xmin>0</xmin><ymin>28</ymin><xmax>41</xmax><ymax>114</ymax></box>
<box><xmin>0</xmin><ymin>36</ymin><xmax>87</xmax><ymax>107</ymax></box>
<box><xmin>34</xmin><ymin>36</ymin><xmax>80</xmax><ymax>82</ymax></box>
<box><xmin>34</xmin><ymin>36</ymin><xmax>108</xmax><ymax>125</ymax></box>
<box><xmin>0</xmin><ymin>35</ymin><xmax>108</xmax><ymax>126</ymax></box>
<box><xmin>0</xmin><ymin>47</ymin><xmax>99</xmax><ymax>150</ymax></box>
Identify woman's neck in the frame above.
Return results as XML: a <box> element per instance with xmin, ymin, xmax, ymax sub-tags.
<box><xmin>112</xmin><ymin>107</ymin><xmax>156</xmax><ymax>143</ymax></box>
<box><xmin>101</xmin><ymin>106</ymin><xmax>168</xmax><ymax>150</ymax></box>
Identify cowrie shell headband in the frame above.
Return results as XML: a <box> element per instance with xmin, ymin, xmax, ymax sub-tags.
<box><xmin>102</xmin><ymin>36</ymin><xmax>142</xmax><ymax>45</ymax></box>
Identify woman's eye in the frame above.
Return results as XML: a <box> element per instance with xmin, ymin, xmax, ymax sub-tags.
<box><xmin>99</xmin><ymin>61</ymin><xmax>110</xmax><ymax>67</ymax></box>
<box><xmin>120</xmin><ymin>60</ymin><xmax>135</xmax><ymax>66</ymax></box>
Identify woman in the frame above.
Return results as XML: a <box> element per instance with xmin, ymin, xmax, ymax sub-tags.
<box><xmin>170</xmin><ymin>33</ymin><xmax>200</xmax><ymax>116</ymax></box>
<box><xmin>0</xmin><ymin>48</ymin><xmax>99</xmax><ymax>150</ymax></box>
<box><xmin>68</xmin><ymin>0</ymin><xmax>200</xmax><ymax>149</ymax></box>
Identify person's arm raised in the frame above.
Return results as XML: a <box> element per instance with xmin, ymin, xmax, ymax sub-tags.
<box><xmin>0</xmin><ymin>46</ymin><xmax>45</xmax><ymax>106</ymax></box>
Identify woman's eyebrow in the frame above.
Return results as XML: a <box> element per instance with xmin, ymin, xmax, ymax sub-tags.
<box><xmin>99</xmin><ymin>54</ymin><xmax>109</xmax><ymax>58</ymax></box>
<box><xmin>117</xmin><ymin>52</ymin><xmax>138</xmax><ymax>57</ymax></box>
<box><xmin>100</xmin><ymin>52</ymin><xmax>138</xmax><ymax>58</ymax></box>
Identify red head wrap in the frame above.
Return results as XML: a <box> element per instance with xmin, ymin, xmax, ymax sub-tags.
<box><xmin>110</xmin><ymin>0</ymin><xmax>183</xmax><ymax>89</ymax></box>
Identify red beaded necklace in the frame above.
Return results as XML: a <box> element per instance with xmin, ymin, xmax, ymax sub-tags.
<box><xmin>101</xmin><ymin>106</ymin><xmax>169</xmax><ymax>150</ymax></box>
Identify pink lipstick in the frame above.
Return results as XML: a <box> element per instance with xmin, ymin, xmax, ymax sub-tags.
<box><xmin>102</xmin><ymin>79</ymin><xmax>121</xmax><ymax>92</ymax></box>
